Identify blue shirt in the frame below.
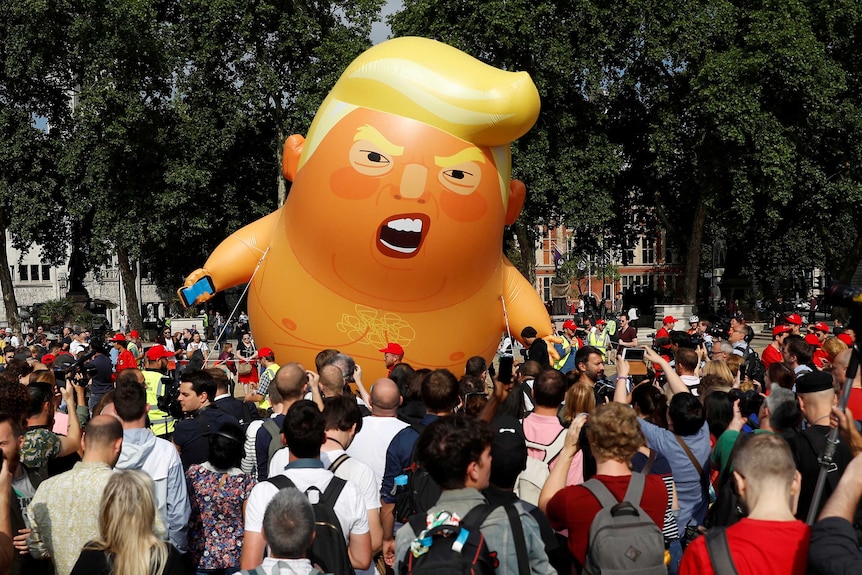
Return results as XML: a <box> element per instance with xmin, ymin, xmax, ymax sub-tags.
<box><xmin>639</xmin><ymin>418</ymin><xmax>710</xmax><ymax>532</ymax></box>
<box><xmin>380</xmin><ymin>413</ymin><xmax>438</xmax><ymax>503</ymax></box>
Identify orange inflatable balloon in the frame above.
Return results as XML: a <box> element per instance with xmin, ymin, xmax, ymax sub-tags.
<box><xmin>179</xmin><ymin>37</ymin><xmax>553</xmax><ymax>381</ymax></box>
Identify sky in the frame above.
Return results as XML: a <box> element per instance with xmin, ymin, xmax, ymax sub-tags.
<box><xmin>371</xmin><ymin>0</ymin><xmax>401</xmax><ymax>44</ymax></box>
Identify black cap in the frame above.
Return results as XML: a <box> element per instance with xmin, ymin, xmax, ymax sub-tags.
<box><xmin>795</xmin><ymin>371</ymin><xmax>834</xmax><ymax>394</ymax></box>
<box><xmin>520</xmin><ymin>326</ymin><xmax>537</xmax><ymax>339</ymax></box>
<box><xmin>490</xmin><ymin>419</ymin><xmax>528</xmax><ymax>489</ymax></box>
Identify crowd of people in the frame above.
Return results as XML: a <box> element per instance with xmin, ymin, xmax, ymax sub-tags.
<box><xmin>0</xmin><ymin>309</ymin><xmax>860</xmax><ymax>575</ymax></box>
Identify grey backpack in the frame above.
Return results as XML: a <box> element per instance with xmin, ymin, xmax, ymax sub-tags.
<box><xmin>582</xmin><ymin>472</ymin><xmax>666</xmax><ymax>575</ymax></box>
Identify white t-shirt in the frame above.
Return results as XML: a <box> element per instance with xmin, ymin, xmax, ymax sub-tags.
<box><xmin>245</xmin><ymin>467</ymin><xmax>369</xmax><ymax>542</ymax></box>
<box><xmin>346</xmin><ymin>416</ymin><xmax>409</xmax><ymax>491</ymax></box>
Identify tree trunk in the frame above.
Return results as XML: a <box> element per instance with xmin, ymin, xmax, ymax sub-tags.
<box><xmin>513</xmin><ymin>220</ymin><xmax>537</xmax><ymax>285</ymax></box>
<box><xmin>836</xmin><ymin>226</ymin><xmax>862</xmax><ymax>283</ymax></box>
<box><xmin>682</xmin><ymin>202</ymin><xmax>707</xmax><ymax>304</ymax></box>
<box><xmin>117</xmin><ymin>246</ymin><xmax>144</xmax><ymax>333</ymax></box>
<box><xmin>0</xmin><ymin>213</ymin><xmax>20</xmax><ymax>330</ymax></box>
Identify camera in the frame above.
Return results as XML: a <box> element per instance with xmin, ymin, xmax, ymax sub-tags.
<box><xmin>729</xmin><ymin>389</ymin><xmax>764</xmax><ymax>418</ymax></box>
<box><xmin>157</xmin><ymin>378</ymin><xmax>184</xmax><ymax>419</ymax></box>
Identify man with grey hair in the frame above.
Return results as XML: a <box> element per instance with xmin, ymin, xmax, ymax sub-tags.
<box><xmin>712</xmin><ymin>384</ymin><xmax>799</xmax><ymax>480</ymax></box>
<box><xmin>238</xmin><ymin>487</ymin><xmax>317</xmax><ymax>575</ymax></box>
<box><xmin>322</xmin><ymin>353</ymin><xmax>371</xmax><ymax>412</ymax></box>
<box><xmin>710</xmin><ymin>340</ymin><xmax>733</xmax><ymax>362</ymax></box>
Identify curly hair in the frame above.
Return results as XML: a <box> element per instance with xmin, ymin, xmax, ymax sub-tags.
<box><xmin>0</xmin><ymin>378</ymin><xmax>29</xmax><ymax>426</ymax></box>
<box><xmin>586</xmin><ymin>403</ymin><xmax>644</xmax><ymax>463</ymax></box>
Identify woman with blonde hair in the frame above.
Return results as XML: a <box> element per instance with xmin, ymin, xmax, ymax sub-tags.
<box><xmin>71</xmin><ymin>470</ymin><xmax>184</xmax><ymax>575</ymax></box>
<box><xmin>701</xmin><ymin>359</ymin><xmax>733</xmax><ymax>388</ymax></box>
<box><xmin>559</xmin><ymin>381</ymin><xmax>597</xmax><ymax>486</ymax></box>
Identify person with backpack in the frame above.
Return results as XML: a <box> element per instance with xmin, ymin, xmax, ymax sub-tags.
<box><xmin>539</xmin><ymin>403</ymin><xmax>667</xmax><ymax>574</ymax></box>
<box><xmin>239</xmin><ymin>486</ymin><xmax>327</xmax><ymax>575</ymax></box>
<box><xmin>269</xmin><ymin>395</ymin><xmax>383</xmax><ymax>574</ymax></box>
<box><xmin>680</xmin><ymin>434</ymin><xmax>810</xmax><ymax>574</ymax></box>
<box><xmin>522</xmin><ymin>368</ymin><xmax>575</xmax><ymax>485</ymax></box>
<box><xmin>253</xmin><ymin>363</ymin><xmax>314</xmax><ymax>480</ymax></box>
<box><xmin>240</xmin><ymin>400</ymin><xmax>372</xmax><ymax>572</ymax></box>
<box><xmin>393</xmin><ymin>415</ymin><xmax>554</xmax><ymax>575</ymax></box>
<box><xmin>380</xmin><ymin>369</ymin><xmax>461</xmax><ymax>566</ymax></box>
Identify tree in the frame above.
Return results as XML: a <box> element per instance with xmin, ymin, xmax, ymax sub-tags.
<box><xmin>0</xmin><ymin>0</ymin><xmax>73</xmax><ymax>329</ymax></box>
<box><xmin>389</xmin><ymin>0</ymin><xmax>621</xmax><ymax>283</ymax></box>
<box><xmin>60</xmin><ymin>0</ymin><xmax>178</xmax><ymax>332</ymax></box>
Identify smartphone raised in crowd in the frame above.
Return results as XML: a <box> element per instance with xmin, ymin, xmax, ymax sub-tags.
<box><xmin>497</xmin><ymin>355</ymin><xmax>514</xmax><ymax>384</ymax></box>
<box><xmin>621</xmin><ymin>347</ymin><xmax>646</xmax><ymax>361</ymax></box>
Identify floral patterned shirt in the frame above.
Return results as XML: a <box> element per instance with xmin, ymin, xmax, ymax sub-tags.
<box><xmin>186</xmin><ymin>463</ymin><xmax>256</xmax><ymax>569</ymax></box>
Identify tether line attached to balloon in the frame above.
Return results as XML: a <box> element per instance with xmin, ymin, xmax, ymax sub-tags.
<box><xmin>500</xmin><ymin>295</ymin><xmax>513</xmax><ymax>352</ymax></box>
<box><xmin>204</xmin><ymin>245</ymin><xmax>271</xmax><ymax>366</ymax></box>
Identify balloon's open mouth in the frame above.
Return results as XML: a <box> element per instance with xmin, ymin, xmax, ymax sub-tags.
<box><xmin>377</xmin><ymin>214</ymin><xmax>430</xmax><ymax>258</ymax></box>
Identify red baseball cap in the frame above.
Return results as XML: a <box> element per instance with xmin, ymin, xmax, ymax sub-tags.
<box><xmin>804</xmin><ymin>334</ymin><xmax>822</xmax><ymax>348</ymax></box>
<box><xmin>596</xmin><ymin>319</ymin><xmax>607</xmax><ymax>325</ymax></box>
<box><xmin>258</xmin><ymin>347</ymin><xmax>275</xmax><ymax>358</ymax></box>
<box><xmin>110</xmin><ymin>333</ymin><xmax>127</xmax><ymax>342</ymax></box>
<box><xmin>41</xmin><ymin>353</ymin><xmax>56</xmax><ymax>366</ymax></box>
<box><xmin>837</xmin><ymin>333</ymin><xmax>853</xmax><ymax>346</ymax></box>
<box><xmin>812</xmin><ymin>322</ymin><xmax>830</xmax><ymax>333</ymax></box>
<box><xmin>129</xmin><ymin>330</ymin><xmax>140</xmax><ymax>338</ymax></box>
<box><xmin>562</xmin><ymin>319</ymin><xmax>577</xmax><ymax>330</ymax></box>
<box><xmin>785</xmin><ymin>313</ymin><xmax>803</xmax><ymax>325</ymax></box>
<box><xmin>145</xmin><ymin>345</ymin><xmax>174</xmax><ymax>361</ymax></box>
<box><xmin>379</xmin><ymin>342</ymin><xmax>404</xmax><ymax>355</ymax></box>
<box><xmin>772</xmin><ymin>325</ymin><xmax>792</xmax><ymax>337</ymax></box>
<box><xmin>662</xmin><ymin>316</ymin><xmax>678</xmax><ymax>324</ymax></box>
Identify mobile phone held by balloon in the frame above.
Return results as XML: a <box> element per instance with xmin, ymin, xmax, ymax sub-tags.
<box><xmin>180</xmin><ymin>276</ymin><xmax>216</xmax><ymax>307</ymax></box>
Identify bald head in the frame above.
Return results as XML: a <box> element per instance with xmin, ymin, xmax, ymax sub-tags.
<box><xmin>832</xmin><ymin>349</ymin><xmax>860</xmax><ymax>390</ymax></box>
<box><xmin>82</xmin><ymin>414</ymin><xmax>124</xmax><ymax>466</ymax></box>
<box><xmin>370</xmin><ymin>378</ymin><xmax>401</xmax><ymax>413</ymax></box>
<box><xmin>320</xmin><ymin>365</ymin><xmax>345</xmax><ymax>397</ymax></box>
<box><xmin>275</xmin><ymin>363</ymin><xmax>308</xmax><ymax>402</ymax></box>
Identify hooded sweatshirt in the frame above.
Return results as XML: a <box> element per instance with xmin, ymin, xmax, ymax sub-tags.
<box><xmin>116</xmin><ymin>428</ymin><xmax>190</xmax><ymax>552</ymax></box>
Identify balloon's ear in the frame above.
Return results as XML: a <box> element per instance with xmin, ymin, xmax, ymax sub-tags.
<box><xmin>505</xmin><ymin>180</ymin><xmax>526</xmax><ymax>225</ymax></box>
<box><xmin>282</xmin><ymin>135</ymin><xmax>305</xmax><ymax>182</ymax></box>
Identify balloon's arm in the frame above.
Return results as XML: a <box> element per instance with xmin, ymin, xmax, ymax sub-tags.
<box><xmin>501</xmin><ymin>256</ymin><xmax>554</xmax><ymax>342</ymax></box>
<box><xmin>178</xmin><ymin>210</ymin><xmax>281</xmax><ymax>306</ymax></box>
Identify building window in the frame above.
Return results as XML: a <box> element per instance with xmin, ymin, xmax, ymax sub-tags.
<box><xmin>42</xmin><ymin>265</ymin><xmax>50</xmax><ymax>281</ymax></box>
<box><xmin>30</xmin><ymin>265</ymin><xmax>39</xmax><ymax>281</ymax></box>
<box><xmin>641</xmin><ymin>239</ymin><xmax>655</xmax><ymax>265</ymax></box>
<box><xmin>18</xmin><ymin>265</ymin><xmax>27</xmax><ymax>281</ymax></box>
<box><xmin>542</xmin><ymin>276</ymin><xmax>552</xmax><ymax>302</ymax></box>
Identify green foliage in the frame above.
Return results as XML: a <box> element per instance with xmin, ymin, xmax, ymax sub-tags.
<box><xmin>36</xmin><ymin>298</ymin><xmax>101</xmax><ymax>329</ymax></box>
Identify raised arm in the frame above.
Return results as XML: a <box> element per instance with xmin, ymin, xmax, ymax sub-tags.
<box><xmin>538</xmin><ymin>413</ymin><xmax>587</xmax><ymax>513</ymax></box>
<box><xmin>178</xmin><ymin>210</ymin><xmax>281</xmax><ymax>305</ymax></box>
<box><xmin>643</xmin><ymin>347</ymin><xmax>690</xmax><ymax>396</ymax></box>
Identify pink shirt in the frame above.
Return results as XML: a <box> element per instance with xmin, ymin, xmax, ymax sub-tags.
<box><xmin>523</xmin><ymin>413</ymin><xmax>584</xmax><ymax>485</ymax></box>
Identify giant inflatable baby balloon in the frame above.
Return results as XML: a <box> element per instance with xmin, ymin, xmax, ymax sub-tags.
<box><xmin>179</xmin><ymin>37</ymin><xmax>552</xmax><ymax>380</ymax></box>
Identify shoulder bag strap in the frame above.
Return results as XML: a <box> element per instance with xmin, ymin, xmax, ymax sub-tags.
<box><xmin>705</xmin><ymin>527</ymin><xmax>740</xmax><ymax>575</ymax></box>
<box><xmin>321</xmin><ymin>476</ymin><xmax>347</xmax><ymax>509</ymax></box>
<box><xmin>503</xmin><ymin>503</ymin><xmax>530</xmax><ymax>575</ymax></box>
<box><xmin>675</xmin><ymin>433</ymin><xmax>708</xmax><ymax>495</ymax></box>
<box><xmin>674</xmin><ymin>433</ymin><xmax>704</xmax><ymax>476</ymax></box>
<box><xmin>266</xmin><ymin>475</ymin><xmax>295</xmax><ymax>491</ymax></box>
<box><xmin>641</xmin><ymin>448</ymin><xmax>658</xmax><ymax>475</ymax></box>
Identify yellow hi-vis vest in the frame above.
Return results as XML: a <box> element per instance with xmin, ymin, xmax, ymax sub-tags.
<box><xmin>553</xmin><ymin>336</ymin><xmax>575</xmax><ymax>371</ymax></box>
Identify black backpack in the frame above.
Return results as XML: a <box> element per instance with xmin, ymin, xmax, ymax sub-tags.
<box><xmin>267</xmin><ymin>475</ymin><xmax>356</xmax><ymax>575</ymax></box>
<box><xmin>399</xmin><ymin>504</ymin><xmax>507</xmax><ymax>575</ymax></box>
<box><xmin>393</xmin><ymin>423</ymin><xmax>442</xmax><ymax>523</ymax></box>
<box><xmin>742</xmin><ymin>346</ymin><xmax>766</xmax><ymax>385</ymax></box>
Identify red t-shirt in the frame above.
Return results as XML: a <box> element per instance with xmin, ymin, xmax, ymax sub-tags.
<box><xmin>116</xmin><ymin>349</ymin><xmax>137</xmax><ymax>372</ymax></box>
<box><xmin>846</xmin><ymin>388</ymin><xmax>862</xmax><ymax>421</ymax></box>
<box><xmin>761</xmin><ymin>344</ymin><xmax>783</xmax><ymax>369</ymax></box>
<box><xmin>546</xmin><ymin>474</ymin><xmax>667</xmax><ymax>569</ymax></box>
<box><xmin>679</xmin><ymin>518</ymin><xmax>810</xmax><ymax>575</ymax></box>
<box><xmin>656</xmin><ymin>327</ymin><xmax>670</xmax><ymax>340</ymax></box>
